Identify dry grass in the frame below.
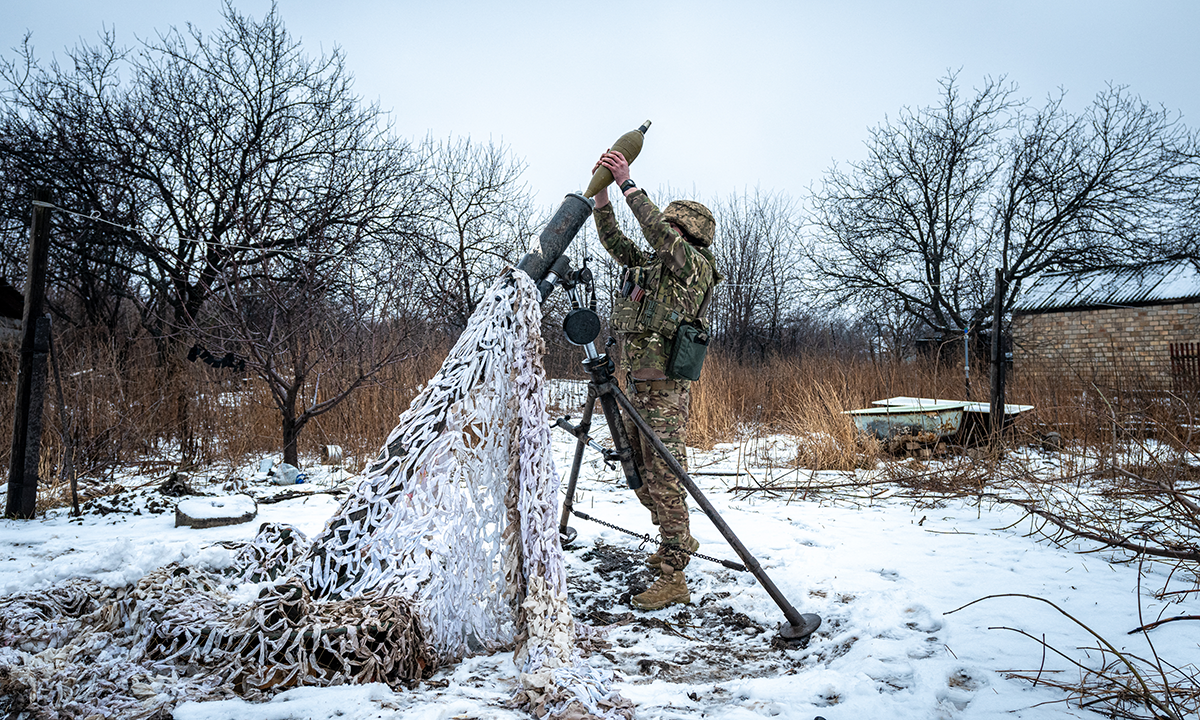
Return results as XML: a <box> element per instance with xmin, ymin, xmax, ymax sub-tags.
<box><xmin>692</xmin><ymin>351</ymin><xmax>988</xmax><ymax>470</ymax></box>
<box><xmin>4</xmin><ymin>332</ymin><xmax>1200</xmax><ymax>512</ymax></box>
<box><xmin>0</xmin><ymin>331</ymin><xmax>450</xmax><ymax>507</ymax></box>
<box><xmin>691</xmin><ymin>349</ymin><xmax>1200</xmax><ymax>457</ymax></box>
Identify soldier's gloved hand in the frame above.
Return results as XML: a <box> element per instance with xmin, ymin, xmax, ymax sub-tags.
<box><xmin>599</xmin><ymin>150</ymin><xmax>631</xmax><ymax>186</ymax></box>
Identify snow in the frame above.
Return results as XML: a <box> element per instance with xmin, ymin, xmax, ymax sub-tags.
<box><xmin>175</xmin><ymin>494</ymin><xmax>257</xmax><ymax>520</ymax></box>
<box><xmin>0</xmin><ymin>480</ymin><xmax>339</xmax><ymax>595</ymax></box>
<box><xmin>1014</xmin><ymin>259</ymin><xmax>1200</xmax><ymax>311</ymax></box>
<box><xmin>1</xmin><ymin>434</ymin><xmax>1196</xmax><ymax>719</ymax></box>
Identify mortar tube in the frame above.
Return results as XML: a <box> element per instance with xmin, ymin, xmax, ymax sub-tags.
<box><xmin>516</xmin><ymin>193</ymin><xmax>594</xmax><ymax>296</ymax></box>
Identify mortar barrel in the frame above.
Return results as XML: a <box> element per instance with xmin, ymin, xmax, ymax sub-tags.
<box><xmin>517</xmin><ymin>192</ymin><xmax>594</xmax><ymax>290</ymax></box>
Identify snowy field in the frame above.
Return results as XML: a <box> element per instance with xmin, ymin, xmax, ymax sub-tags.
<box><xmin>1</xmin><ymin>426</ymin><xmax>1196</xmax><ymax>719</ymax></box>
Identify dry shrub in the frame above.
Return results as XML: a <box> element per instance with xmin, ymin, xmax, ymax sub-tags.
<box><xmin>1010</xmin><ymin>363</ymin><xmax>1200</xmax><ymax>460</ymax></box>
<box><xmin>173</xmin><ymin>333</ymin><xmax>452</xmax><ymax>473</ymax></box>
<box><xmin>688</xmin><ymin>350</ymin><xmax>760</xmax><ymax>447</ymax></box>
<box><xmin>693</xmin><ymin>348</ymin><xmax>1200</xmax><ymax>462</ymax></box>
<box><xmin>691</xmin><ymin>350</ymin><xmax>990</xmax><ymax>469</ymax></box>
<box><xmin>300</xmin><ymin>341</ymin><xmax>451</xmax><ymax>467</ymax></box>
<box><xmin>0</xmin><ymin>328</ymin><xmax>451</xmax><ymax>511</ymax></box>
<box><xmin>6</xmin><ymin>319</ymin><xmax>1200</xmax><ymax>513</ymax></box>
<box><xmin>3</xmin><ymin>331</ymin><xmax>184</xmax><ymax>505</ymax></box>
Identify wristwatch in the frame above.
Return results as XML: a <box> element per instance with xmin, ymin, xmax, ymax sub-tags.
<box><xmin>619</xmin><ymin>179</ymin><xmax>637</xmax><ymax>193</ymax></box>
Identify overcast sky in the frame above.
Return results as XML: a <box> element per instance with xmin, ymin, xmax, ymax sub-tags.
<box><xmin>5</xmin><ymin>1</ymin><xmax>1200</xmax><ymax>211</ymax></box>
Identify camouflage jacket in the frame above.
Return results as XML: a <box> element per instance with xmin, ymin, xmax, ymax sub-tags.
<box><xmin>593</xmin><ymin>189</ymin><xmax>718</xmax><ymax>378</ymax></box>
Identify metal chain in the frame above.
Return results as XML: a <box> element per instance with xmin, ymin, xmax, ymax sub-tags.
<box><xmin>569</xmin><ymin>509</ymin><xmax>747</xmax><ymax>572</ymax></box>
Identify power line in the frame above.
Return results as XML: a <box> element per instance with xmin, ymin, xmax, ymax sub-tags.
<box><xmin>31</xmin><ymin>200</ymin><xmax>360</xmax><ymax>260</ymax></box>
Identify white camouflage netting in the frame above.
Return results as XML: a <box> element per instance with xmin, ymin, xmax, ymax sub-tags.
<box><xmin>0</xmin><ymin>270</ymin><xmax>632</xmax><ymax>720</ymax></box>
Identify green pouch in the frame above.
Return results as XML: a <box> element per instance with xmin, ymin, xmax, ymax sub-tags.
<box><xmin>668</xmin><ymin>321</ymin><xmax>709</xmax><ymax>381</ymax></box>
<box><xmin>641</xmin><ymin>297</ymin><xmax>685</xmax><ymax>337</ymax></box>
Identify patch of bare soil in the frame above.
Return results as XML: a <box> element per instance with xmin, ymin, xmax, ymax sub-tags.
<box><xmin>565</xmin><ymin>540</ymin><xmax>853</xmax><ymax>695</ymax></box>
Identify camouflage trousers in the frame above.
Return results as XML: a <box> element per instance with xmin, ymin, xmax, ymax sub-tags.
<box><xmin>623</xmin><ymin>376</ymin><xmax>694</xmax><ymax>569</ymax></box>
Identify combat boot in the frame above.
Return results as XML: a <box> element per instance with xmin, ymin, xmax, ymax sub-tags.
<box><xmin>631</xmin><ymin>563</ymin><xmax>690</xmax><ymax>610</ymax></box>
<box><xmin>646</xmin><ymin>536</ymin><xmax>699</xmax><ymax>569</ymax></box>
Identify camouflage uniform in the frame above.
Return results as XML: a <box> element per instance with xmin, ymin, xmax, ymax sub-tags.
<box><xmin>593</xmin><ymin>190</ymin><xmax>718</xmax><ymax>570</ymax></box>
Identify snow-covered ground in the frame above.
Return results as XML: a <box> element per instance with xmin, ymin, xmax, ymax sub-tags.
<box><xmin>1</xmin><ymin>429</ymin><xmax>1196</xmax><ymax>719</ymax></box>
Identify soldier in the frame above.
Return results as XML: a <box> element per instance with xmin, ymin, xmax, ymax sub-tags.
<box><xmin>591</xmin><ymin>149</ymin><xmax>720</xmax><ymax>610</ymax></box>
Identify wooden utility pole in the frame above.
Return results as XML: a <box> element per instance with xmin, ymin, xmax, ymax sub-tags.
<box><xmin>989</xmin><ymin>268</ymin><xmax>1009</xmax><ymax>442</ymax></box>
<box><xmin>963</xmin><ymin>323</ymin><xmax>970</xmax><ymax>399</ymax></box>
<box><xmin>6</xmin><ymin>189</ymin><xmax>53</xmax><ymax>519</ymax></box>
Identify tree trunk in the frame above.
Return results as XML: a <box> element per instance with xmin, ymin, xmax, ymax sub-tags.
<box><xmin>282</xmin><ymin>411</ymin><xmax>300</xmax><ymax>468</ymax></box>
<box><xmin>174</xmin><ymin>364</ymin><xmax>196</xmax><ymax>464</ymax></box>
<box><xmin>989</xmin><ymin>269</ymin><xmax>1009</xmax><ymax>442</ymax></box>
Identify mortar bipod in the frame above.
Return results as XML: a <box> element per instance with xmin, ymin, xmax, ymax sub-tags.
<box><xmin>555</xmin><ymin>257</ymin><xmax>644</xmax><ymax>544</ymax></box>
<box><xmin>550</xmin><ymin>259</ymin><xmax>821</xmax><ymax>643</ymax></box>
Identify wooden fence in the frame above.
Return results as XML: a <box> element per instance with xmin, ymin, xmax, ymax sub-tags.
<box><xmin>1169</xmin><ymin>342</ymin><xmax>1200</xmax><ymax>392</ymax></box>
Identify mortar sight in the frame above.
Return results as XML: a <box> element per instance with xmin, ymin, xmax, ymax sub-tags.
<box><xmin>517</xmin><ymin>192</ymin><xmax>594</xmax><ymax>302</ymax></box>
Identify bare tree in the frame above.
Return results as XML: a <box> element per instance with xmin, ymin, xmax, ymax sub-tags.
<box><xmin>807</xmin><ymin>73</ymin><xmax>1197</xmax><ymax>339</ymax></box>
<box><xmin>0</xmin><ymin>2</ymin><xmax>422</xmax><ymax>458</ymax></box>
<box><xmin>407</xmin><ymin>136</ymin><xmax>539</xmax><ymax>329</ymax></box>
<box><xmin>0</xmin><ymin>2</ymin><xmax>420</xmax><ymax>334</ymax></box>
<box><xmin>203</xmin><ymin>246</ymin><xmax>418</xmax><ymax>467</ymax></box>
<box><xmin>0</xmin><ymin>38</ymin><xmax>147</xmax><ymax>336</ymax></box>
<box><xmin>710</xmin><ymin>188</ymin><xmax>806</xmax><ymax>359</ymax></box>
<box><xmin>808</xmin><ymin>74</ymin><xmax>1014</xmax><ymax>339</ymax></box>
<box><xmin>991</xmin><ymin>85</ymin><xmax>1197</xmax><ymax>302</ymax></box>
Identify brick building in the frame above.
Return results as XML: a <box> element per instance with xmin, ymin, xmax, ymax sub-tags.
<box><xmin>1012</xmin><ymin>260</ymin><xmax>1200</xmax><ymax>391</ymax></box>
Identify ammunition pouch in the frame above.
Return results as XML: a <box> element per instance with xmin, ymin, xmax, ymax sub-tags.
<box><xmin>611</xmin><ymin>263</ymin><xmax>690</xmax><ymax>339</ymax></box>
<box><xmin>640</xmin><ymin>296</ymin><xmax>688</xmax><ymax>337</ymax></box>
<box><xmin>612</xmin><ymin>292</ymin><xmax>643</xmax><ymax>334</ymax></box>
<box><xmin>667</xmin><ymin>320</ymin><xmax>710</xmax><ymax>381</ymax></box>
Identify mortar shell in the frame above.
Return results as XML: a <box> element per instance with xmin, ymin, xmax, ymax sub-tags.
<box><xmin>584</xmin><ymin>120</ymin><xmax>651</xmax><ymax>198</ymax></box>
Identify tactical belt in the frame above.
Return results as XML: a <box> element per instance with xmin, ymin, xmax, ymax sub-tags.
<box><xmin>631</xmin><ymin>377</ymin><xmax>678</xmax><ymax>393</ymax></box>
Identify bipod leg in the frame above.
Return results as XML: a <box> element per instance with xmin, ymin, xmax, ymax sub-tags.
<box><xmin>594</xmin><ymin>381</ymin><xmax>642</xmax><ymax>491</ymax></box>
<box><xmin>612</xmin><ymin>385</ymin><xmax>821</xmax><ymax>642</ymax></box>
<box><xmin>575</xmin><ymin>355</ymin><xmax>641</xmax><ymax>491</ymax></box>
<box><xmin>558</xmin><ymin>384</ymin><xmax>598</xmax><ymax>546</ymax></box>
